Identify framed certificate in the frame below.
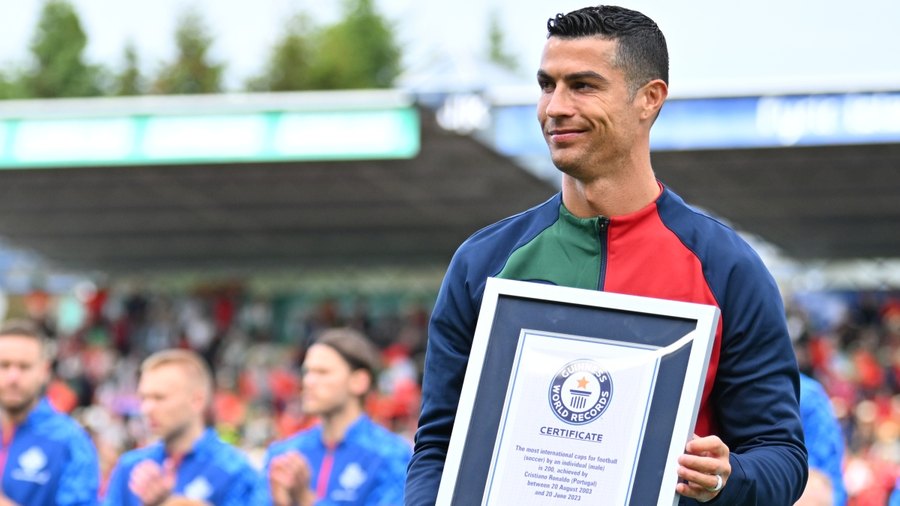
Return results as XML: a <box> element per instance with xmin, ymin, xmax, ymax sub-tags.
<box><xmin>436</xmin><ymin>278</ymin><xmax>720</xmax><ymax>506</ymax></box>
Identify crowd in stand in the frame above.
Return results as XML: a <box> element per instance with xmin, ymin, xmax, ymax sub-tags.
<box><xmin>4</xmin><ymin>283</ymin><xmax>900</xmax><ymax>503</ymax></box>
<box><xmin>10</xmin><ymin>284</ymin><xmax>429</xmax><ymax>492</ymax></box>
<box><xmin>790</xmin><ymin>290</ymin><xmax>900</xmax><ymax>505</ymax></box>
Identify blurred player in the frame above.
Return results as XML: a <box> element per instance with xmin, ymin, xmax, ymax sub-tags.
<box><xmin>0</xmin><ymin>319</ymin><xmax>99</xmax><ymax>505</ymax></box>
<box><xmin>260</xmin><ymin>328</ymin><xmax>411</xmax><ymax>506</ymax></box>
<box><xmin>103</xmin><ymin>349</ymin><xmax>262</xmax><ymax>505</ymax></box>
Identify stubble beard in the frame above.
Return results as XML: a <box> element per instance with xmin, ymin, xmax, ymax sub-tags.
<box><xmin>0</xmin><ymin>392</ymin><xmax>39</xmax><ymax>420</ymax></box>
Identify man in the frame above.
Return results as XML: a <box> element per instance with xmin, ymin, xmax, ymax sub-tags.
<box><xmin>795</xmin><ymin>373</ymin><xmax>846</xmax><ymax>506</ymax></box>
<box><xmin>103</xmin><ymin>349</ymin><xmax>262</xmax><ymax>505</ymax></box>
<box><xmin>405</xmin><ymin>5</ymin><xmax>807</xmax><ymax>505</ymax></box>
<box><xmin>259</xmin><ymin>328</ymin><xmax>411</xmax><ymax>506</ymax></box>
<box><xmin>0</xmin><ymin>319</ymin><xmax>99</xmax><ymax>506</ymax></box>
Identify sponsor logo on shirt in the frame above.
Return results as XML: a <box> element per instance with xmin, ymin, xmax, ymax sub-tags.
<box><xmin>11</xmin><ymin>446</ymin><xmax>51</xmax><ymax>484</ymax></box>
<box><xmin>331</xmin><ymin>462</ymin><xmax>367</xmax><ymax>502</ymax></box>
<box><xmin>184</xmin><ymin>476</ymin><xmax>213</xmax><ymax>501</ymax></box>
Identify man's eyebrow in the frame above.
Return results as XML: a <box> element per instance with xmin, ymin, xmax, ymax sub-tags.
<box><xmin>536</xmin><ymin>70</ymin><xmax>608</xmax><ymax>83</ymax></box>
<box><xmin>565</xmin><ymin>71</ymin><xmax>607</xmax><ymax>82</ymax></box>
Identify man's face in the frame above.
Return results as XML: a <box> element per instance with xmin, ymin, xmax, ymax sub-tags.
<box><xmin>0</xmin><ymin>336</ymin><xmax>49</xmax><ymax>417</ymax></box>
<box><xmin>537</xmin><ymin>36</ymin><xmax>644</xmax><ymax>179</ymax></box>
<box><xmin>138</xmin><ymin>364</ymin><xmax>202</xmax><ymax>441</ymax></box>
<box><xmin>301</xmin><ymin>344</ymin><xmax>363</xmax><ymax>417</ymax></box>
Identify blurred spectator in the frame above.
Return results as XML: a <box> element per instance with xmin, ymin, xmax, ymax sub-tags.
<box><xmin>789</xmin><ymin>290</ymin><xmax>900</xmax><ymax>505</ymax></box>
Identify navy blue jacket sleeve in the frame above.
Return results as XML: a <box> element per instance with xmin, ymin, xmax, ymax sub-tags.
<box><xmin>694</xmin><ymin>248</ymin><xmax>808</xmax><ymax>506</ymax></box>
<box><xmin>405</xmin><ymin>250</ymin><xmax>478</xmax><ymax>506</ymax></box>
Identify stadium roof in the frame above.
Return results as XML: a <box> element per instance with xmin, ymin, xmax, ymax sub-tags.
<box><xmin>0</xmin><ymin>91</ymin><xmax>554</xmax><ymax>274</ymax></box>
<box><xmin>0</xmin><ymin>88</ymin><xmax>897</xmax><ymax>277</ymax></box>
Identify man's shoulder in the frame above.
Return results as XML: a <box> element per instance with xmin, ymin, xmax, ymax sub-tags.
<box><xmin>463</xmin><ymin>194</ymin><xmax>560</xmax><ymax>246</ymax></box>
<box><xmin>656</xmin><ymin>187</ymin><xmax>766</xmax><ymax>269</ymax></box>
<box><xmin>266</xmin><ymin>426</ymin><xmax>320</xmax><ymax>457</ymax></box>
<box><xmin>202</xmin><ymin>434</ymin><xmax>256</xmax><ymax>472</ymax></box>
<box><xmin>29</xmin><ymin>405</ymin><xmax>94</xmax><ymax>448</ymax></box>
<box><xmin>114</xmin><ymin>444</ymin><xmax>160</xmax><ymax>469</ymax></box>
<box><xmin>450</xmin><ymin>193</ymin><xmax>560</xmax><ymax>270</ymax></box>
<box><xmin>351</xmin><ymin>418</ymin><xmax>412</xmax><ymax>458</ymax></box>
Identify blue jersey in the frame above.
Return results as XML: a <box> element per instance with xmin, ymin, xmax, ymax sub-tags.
<box><xmin>799</xmin><ymin>374</ymin><xmax>847</xmax><ymax>506</ymax></box>
<box><xmin>102</xmin><ymin>427</ymin><xmax>262</xmax><ymax>506</ymax></box>
<box><xmin>889</xmin><ymin>478</ymin><xmax>900</xmax><ymax>506</ymax></box>
<box><xmin>260</xmin><ymin>415</ymin><xmax>411</xmax><ymax>505</ymax></box>
<box><xmin>0</xmin><ymin>397</ymin><xmax>99</xmax><ymax>506</ymax></box>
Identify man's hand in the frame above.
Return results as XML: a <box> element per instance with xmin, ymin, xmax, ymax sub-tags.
<box><xmin>676</xmin><ymin>434</ymin><xmax>731</xmax><ymax>503</ymax></box>
<box><xmin>129</xmin><ymin>459</ymin><xmax>176</xmax><ymax>506</ymax></box>
<box><xmin>0</xmin><ymin>491</ymin><xmax>20</xmax><ymax>506</ymax></box>
<box><xmin>269</xmin><ymin>451</ymin><xmax>315</xmax><ymax>506</ymax></box>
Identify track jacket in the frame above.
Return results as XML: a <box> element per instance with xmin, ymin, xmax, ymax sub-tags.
<box><xmin>102</xmin><ymin>427</ymin><xmax>262</xmax><ymax>506</ymax></box>
<box><xmin>406</xmin><ymin>186</ymin><xmax>807</xmax><ymax>505</ymax></box>
<box><xmin>260</xmin><ymin>415</ymin><xmax>412</xmax><ymax>505</ymax></box>
<box><xmin>0</xmin><ymin>397</ymin><xmax>99</xmax><ymax>505</ymax></box>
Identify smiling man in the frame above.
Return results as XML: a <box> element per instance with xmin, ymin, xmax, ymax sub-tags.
<box><xmin>0</xmin><ymin>319</ymin><xmax>99</xmax><ymax>506</ymax></box>
<box><xmin>405</xmin><ymin>5</ymin><xmax>807</xmax><ymax>506</ymax></box>
<box><xmin>102</xmin><ymin>349</ymin><xmax>262</xmax><ymax>506</ymax></box>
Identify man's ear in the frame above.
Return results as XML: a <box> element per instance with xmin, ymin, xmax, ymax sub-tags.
<box><xmin>349</xmin><ymin>369</ymin><xmax>372</xmax><ymax>397</ymax></box>
<box><xmin>638</xmin><ymin>79</ymin><xmax>668</xmax><ymax>121</ymax></box>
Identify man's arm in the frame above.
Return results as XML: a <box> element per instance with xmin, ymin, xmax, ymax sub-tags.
<box><xmin>369</xmin><ymin>441</ymin><xmax>413</xmax><ymax>505</ymax></box>
<box><xmin>405</xmin><ymin>255</ymin><xmax>478</xmax><ymax>505</ymax></box>
<box><xmin>697</xmin><ymin>256</ymin><xmax>808</xmax><ymax>505</ymax></box>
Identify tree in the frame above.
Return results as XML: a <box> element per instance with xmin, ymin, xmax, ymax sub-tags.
<box><xmin>23</xmin><ymin>0</ymin><xmax>105</xmax><ymax>98</ymax></box>
<box><xmin>306</xmin><ymin>0</ymin><xmax>401</xmax><ymax>89</ymax></box>
<box><xmin>152</xmin><ymin>9</ymin><xmax>224</xmax><ymax>94</ymax></box>
<box><xmin>114</xmin><ymin>42</ymin><xmax>145</xmax><ymax>96</ymax></box>
<box><xmin>0</xmin><ymin>71</ymin><xmax>28</xmax><ymax>100</ymax></box>
<box><xmin>487</xmin><ymin>11</ymin><xmax>519</xmax><ymax>72</ymax></box>
<box><xmin>245</xmin><ymin>14</ymin><xmax>316</xmax><ymax>92</ymax></box>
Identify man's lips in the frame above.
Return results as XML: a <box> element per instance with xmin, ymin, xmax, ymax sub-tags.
<box><xmin>547</xmin><ymin>129</ymin><xmax>585</xmax><ymax>143</ymax></box>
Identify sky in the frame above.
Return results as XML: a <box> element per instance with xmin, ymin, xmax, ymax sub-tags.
<box><xmin>1</xmin><ymin>0</ymin><xmax>899</xmax><ymax>97</ymax></box>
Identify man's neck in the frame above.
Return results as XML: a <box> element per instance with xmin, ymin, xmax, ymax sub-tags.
<box><xmin>320</xmin><ymin>403</ymin><xmax>364</xmax><ymax>447</ymax></box>
<box><xmin>561</xmin><ymin>163</ymin><xmax>660</xmax><ymax>218</ymax></box>
<box><xmin>0</xmin><ymin>398</ymin><xmax>39</xmax><ymax>429</ymax></box>
<box><xmin>164</xmin><ymin>420</ymin><xmax>205</xmax><ymax>458</ymax></box>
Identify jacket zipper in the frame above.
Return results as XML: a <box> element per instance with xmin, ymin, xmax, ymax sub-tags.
<box><xmin>597</xmin><ymin>217</ymin><xmax>610</xmax><ymax>291</ymax></box>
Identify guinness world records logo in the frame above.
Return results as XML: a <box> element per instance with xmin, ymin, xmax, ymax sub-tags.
<box><xmin>548</xmin><ymin>359</ymin><xmax>613</xmax><ymax>425</ymax></box>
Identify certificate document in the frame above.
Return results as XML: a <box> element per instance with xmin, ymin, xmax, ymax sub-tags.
<box><xmin>483</xmin><ymin>330</ymin><xmax>659</xmax><ymax>505</ymax></box>
<box><xmin>436</xmin><ymin>278</ymin><xmax>719</xmax><ymax>506</ymax></box>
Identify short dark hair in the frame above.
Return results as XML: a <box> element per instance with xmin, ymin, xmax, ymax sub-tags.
<box><xmin>312</xmin><ymin>327</ymin><xmax>382</xmax><ymax>382</ymax></box>
<box><xmin>0</xmin><ymin>318</ymin><xmax>50</xmax><ymax>358</ymax></box>
<box><xmin>547</xmin><ymin>5</ymin><xmax>669</xmax><ymax>96</ymax></box>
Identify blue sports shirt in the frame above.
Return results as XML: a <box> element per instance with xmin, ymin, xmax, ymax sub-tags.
<box><xmin>102</xmin><ymin>427</ymin><xmax>262</xmax><ymax>506</ymax></box>
<box><xmin>260</xmin><ymin>415</ymin><xmax>411</xmax><ymax>505</ymax></box>
<box><xmin>0</xmin><ymin>397</ymin><xmax>99</xmax><ymax>506</ymax></box>
<box><xmin>799</xmin><ymin>373</ymin><xmax>847</xmax><ymax>506</ymax></box>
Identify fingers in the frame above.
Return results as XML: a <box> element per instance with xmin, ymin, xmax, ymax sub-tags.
<box><xmin>270</xmin><ymin>451</ymin><xmax>313</xmax><ymax>492</ymax></box>
<box><xmin>129</xmin><ymin>460</ymin><xmax>174</xmax><ymax>505</ymax></box>
<box><xmin>685</xmin><ymin>435</ymin><xmax>729</xmax><ymax>458</ymax></box>
<box><xmin>676</xmin><ymin>435</ymin><xmax>731</xmax><ymax>502</ymax></box>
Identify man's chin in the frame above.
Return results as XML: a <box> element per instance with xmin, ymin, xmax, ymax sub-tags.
<box><xmin>0</xmin><ymin>396</ymin><xmax>37</xmax><ymax>416</ymax></box>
